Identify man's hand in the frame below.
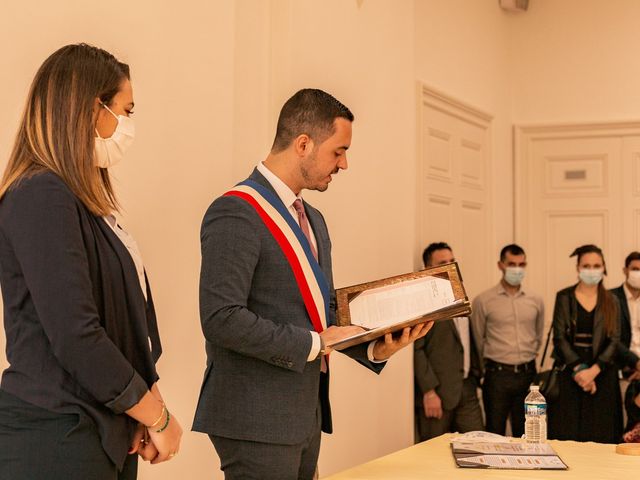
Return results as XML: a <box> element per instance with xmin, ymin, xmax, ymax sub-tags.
<box><xmin>423</xmin><ymin>390</ymin><xmax>443</xmax><ymax>419</ymax></box>
<box><xmin>372</xmin><ymin>322</ymin><xmax>433</xmax><ymax>361</ymax></box>
<box><xmin>319</xmin><ymin>325</ymin><xmax>366</xmax><ymax>355</ymax></box>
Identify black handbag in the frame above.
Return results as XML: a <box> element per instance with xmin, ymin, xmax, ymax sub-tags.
<box><xmin>532</xmin><ymin>325</ymin><xmax>561</xmax><ymax>403</ymax></box>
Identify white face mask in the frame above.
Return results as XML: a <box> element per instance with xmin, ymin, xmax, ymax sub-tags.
<box><xmin>579</xmin><ymin>268</ymin><xmax>604</xmax><ymax>286</ymax></box>
<box><xmin>628</xmin><ymin>270</ymin><xmax>640</xmax><ymax>289</ymax></box>
<box><xmin>94</xmin><ymin>103</ymin><xmax>135</xmax><ymax>168</ymax></box>
<box><xmin>504</xmin><ymin>266</ymin><xmax>525</xmax><ymax>286</ymax></box>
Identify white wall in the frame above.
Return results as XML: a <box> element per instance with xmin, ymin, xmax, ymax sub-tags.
<box><xmin>414</xmin><ymin>0</ymin><xmax>514</xmax><ymax>277</ymax></box>
<box><xmin>511</xmin><ymin>0</ymin><xmax>640</xmax><ymax>123</ymax></box>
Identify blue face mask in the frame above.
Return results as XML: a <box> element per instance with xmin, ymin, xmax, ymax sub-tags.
<box><xmin>504</xmin><ymin>267</ymin><xmax>525</xmax><ymax>286</ymax></box>
<box><xmin>579</xmin><ymin>268</ymin><xmax>604</xmax><ymax>286</ymax></box>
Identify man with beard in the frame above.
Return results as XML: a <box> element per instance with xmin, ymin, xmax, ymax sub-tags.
<box><xmin>193</xmin><ymin>89</ymin><xmax>430</xmax><ymax>479</ymax></box>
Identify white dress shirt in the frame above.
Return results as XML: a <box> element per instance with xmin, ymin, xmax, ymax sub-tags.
<box><xmin>103</xmin><ymin>215</ymin><xmax>147</xmax><ymax>301</ymax></box>
<box><xmin>453</xmin><ymin>316</ymin><xmax>471</xmax><ymax>378</ymax></box>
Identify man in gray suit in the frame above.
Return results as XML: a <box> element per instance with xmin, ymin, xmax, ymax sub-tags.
<box><xmin>193</xmin><ymin>89</ymin><xmax>430</xmax><ymax>479</ymax></box>
<box><xmin>414</xmin><ymin>242</ymin><xmax>483</xmax><ymax>441</ymax></box>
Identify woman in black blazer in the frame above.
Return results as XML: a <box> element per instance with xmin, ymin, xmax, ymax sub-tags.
<box><xmin>0</xmin><ymin>44</ymin><xmax>182</xmax><ymax>479</ymax></box>
<box><xmin>547</xmin><ymin>244</ymin><xmax>622</xmax><ymax>443</ymax></box>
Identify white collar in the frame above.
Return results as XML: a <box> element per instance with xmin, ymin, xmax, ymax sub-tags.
<box><xmin>256</xmin><ymin>161</ymin><xmax>302</xmax><ymax>209</ymax></box>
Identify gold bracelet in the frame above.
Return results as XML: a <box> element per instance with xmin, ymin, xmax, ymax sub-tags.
<box><xmin>148</xmin><ymin>404</ymin><xmax>166</xmax><ymax>429</ymax></box>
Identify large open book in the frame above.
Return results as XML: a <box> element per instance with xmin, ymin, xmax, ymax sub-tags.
<box><xmin>328</xmin><ymin>262</ymin><xmax>471</xmax><ymax>350</ymax></box>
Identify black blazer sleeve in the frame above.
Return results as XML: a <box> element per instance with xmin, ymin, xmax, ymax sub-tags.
<box><xmin>1</xmin><ymin>175</ymin><xmax>148</xmax><ymax>413</ymax></box>
<box><xmin>552</xmin><ymin>290</ymin><xmax>580</xmax><ymax>367</ymax></box>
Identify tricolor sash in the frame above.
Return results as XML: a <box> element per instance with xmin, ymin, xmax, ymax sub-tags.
<box><xmin>224</xmin><ymin>180</ymin><xmax>330</xmax><ymax>334</ymax></box>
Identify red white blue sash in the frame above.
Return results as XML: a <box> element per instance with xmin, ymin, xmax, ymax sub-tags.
<box><xmin>224</xmin><ymin>180</ymin><xmax>330</xmax><ymax>333</ymax></box>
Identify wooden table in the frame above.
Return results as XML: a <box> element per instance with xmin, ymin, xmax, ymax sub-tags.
<box><xmin>323</xmin><ymin>434</ymin><xmax>640</xmax><ymax>479</ymax></box>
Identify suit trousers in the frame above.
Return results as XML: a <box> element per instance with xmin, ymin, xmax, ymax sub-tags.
<box><xmin>482</xmin><ymin>363</ymin><xmax>536</xmax><ymax>438</ymax></box>
<box><xmin>210</xmin><ymin>402</ymin><xmax>322</xmax><ymax>480</ymax></box>
<box><xmin>0</xmin><ymin>389</ymin><xmax>137</xmax><ymax>480</ymax></box>
<box><xmin>416</xmin><ymin>377</ymin><xmax>483</xmax><ymax>441</ymax></box>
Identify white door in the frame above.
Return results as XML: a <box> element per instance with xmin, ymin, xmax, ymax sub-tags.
<box><xmin>416</xmin><ymin>84</ymin><xmax>493</xmax><ymax>298</ymax></box>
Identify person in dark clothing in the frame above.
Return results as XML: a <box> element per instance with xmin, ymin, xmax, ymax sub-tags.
<box><xmin>611</xmin><ymin>251</ymin><xmax>640</xmax><ymax>442</ymax></box>
<box><xmin>0</xmin><ymin>44</ymin><xmax>182</xmax><ymax>479</ymax></box>
<box><xmin>548</xmin><ymin>244</ymin><xmax>622</xmax><ymax>444</ymax></box>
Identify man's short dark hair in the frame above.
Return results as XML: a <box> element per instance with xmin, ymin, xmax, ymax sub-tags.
<box><xmin>422</xmin><ymin>242</ymin><xmax>452</xmax><ymax>267</ymax></box>
<box><xmin>500</xmin><ymin>244</ymin><xmax>525</xmax><ymax>262</ymax></box>
<box><xmin>625</xmin><ymin>251</ymin><xmax>640</xmax><ymax>268</ymax></box>
<box><xmin>271</xmin><ymin>88</ymin><xmax>354</xmax><ymax>153</ymax></box>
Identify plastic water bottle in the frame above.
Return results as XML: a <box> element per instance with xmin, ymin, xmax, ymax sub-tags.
<box><xmin>524</xmin><ymin>385</ymin><xmax>547</xmax><ymax>443</ymax></box>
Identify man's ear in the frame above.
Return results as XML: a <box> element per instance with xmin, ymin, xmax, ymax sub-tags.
<box><xmin>293</xmin><ymin>134</ymin><xmax>314</xmax><ymax>157</ymax></box>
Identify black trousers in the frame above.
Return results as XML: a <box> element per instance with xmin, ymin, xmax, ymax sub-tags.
<box><xmin>0</xmin><ymin>389</ymin><xmax>137</xmax><ymax>480</ymax></box>
<box><xmin>210</xmin><ymin>403</ymin><xmax>322</xmax><ymax>480</ymax></box>
<box><xmin>482</xmin><ymin>361</ymin><xmax>536</xmax><ymax>438</ymax></box>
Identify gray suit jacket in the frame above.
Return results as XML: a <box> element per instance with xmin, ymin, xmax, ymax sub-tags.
<box><xmin>413</xmin><ymin>318</ymin><xmax>480</xmax><ymax>411</ymax></box>
<box><xmin>192</xmin><ymin>169</ymin><xmax>383</xmax><ymax>445</ymax></box>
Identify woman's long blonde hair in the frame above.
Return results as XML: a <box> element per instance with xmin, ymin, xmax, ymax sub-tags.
<box><xmin>0</xmin><ymin>43</ymin><xmax>130</xmax><ymax>216</ymax></box>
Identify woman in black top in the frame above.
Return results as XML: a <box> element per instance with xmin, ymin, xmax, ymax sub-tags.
<box><xmin>547</xmin><ymin>244</ymin><xmax>622</xmax><ymax>443</ymax></box>
<box><xmin>0</xmin><ymin>44</ymin><xmax>182</xmax><ymax>479</ymax></box>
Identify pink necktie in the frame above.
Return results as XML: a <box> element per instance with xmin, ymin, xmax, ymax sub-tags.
<box><xmin>293</xmin><ymin>199</ymin><xmax>327</xmax><ymax>371</ymax></box>
<box><xmin>292</xmin><ymin>199</ymin><xmax>318</xmax><ymax>261</ymax></box>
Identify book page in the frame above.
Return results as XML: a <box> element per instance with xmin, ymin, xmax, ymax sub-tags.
<box><xmin>348</xmin><ymin>275</ymin><xmax>455</xmax><ymax>330</ymax></box>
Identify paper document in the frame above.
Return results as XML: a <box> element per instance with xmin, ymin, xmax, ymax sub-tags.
<box><xmin>450</xmin><ymin>431</ymin><xmax>510</xmax><ymax>443</ymax></box>
<box><xmin>332</xmin><ymin>262</ymin><xmax>470</xmax><ymax>350</ymax></box>
<box><xmin>349</xmin><ymin>276</ymin><xmax>455</xmax><ymax>330</ymax></box>
<box><xmin>451</xmin><ymin>440</ymin><xmax>568</xmax><ymax>470</ymax></box>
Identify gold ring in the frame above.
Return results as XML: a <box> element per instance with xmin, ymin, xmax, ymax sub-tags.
<box><xmin>169</xmin><ymin>452</ymin><xmax>176</xmax><ymax>457</ymax></box>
